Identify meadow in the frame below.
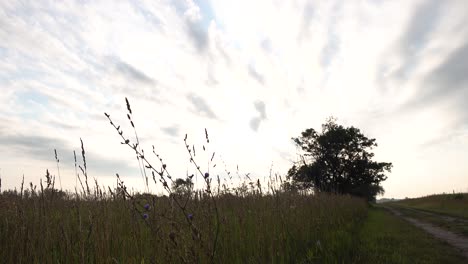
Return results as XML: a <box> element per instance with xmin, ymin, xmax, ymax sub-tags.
<box><xmin>2</xmin><ymin>179</ymin><xmax>467</xmax><ymax>263</ymax></box>
<box><xmin>387</xmin><ymin>193</ymin><xmax>468</xmax><ymax>238</ymax></box>
<box><xmin>355</xmin><ymin>206</ymin><xmax>466</xmax><ymax>263</ymax></box>
<box><xmin>0</xmin><ymin>181</ymin><xmax>369</xmax><ymax>263</ymax></box>
<box><xmin>1</xmin><ymin>99</ymin><xmax>466</xmax><ymax>263</ymax></box>
<box><xmin>0</xmin><ymin>100</ymin><xmax>370</xmax><ymax>263</ymax></box>
<box><xmin>390</xmin><ymin>193</ymin><xmax>468</xmax><ymax>219</ymax></box>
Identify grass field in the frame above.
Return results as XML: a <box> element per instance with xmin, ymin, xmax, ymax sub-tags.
<box><xmin>354</xmin><ymin>206</ymin><xmax>466</xmax><ymax>264</ymax></box>
<box><xmin>1</xmin><ymin>101</ymin><xmax>466</xmax><ymax>263</ymax></box>
<box><xmin>388</xmin><ymin>205</ymin><xmax>468</xmax><ymax>237</ymax></box>
<box><xmin>2</xmin><ymin>184</ymin><xmax>467</xmax><ymax>263</ymax></box>
<box><xmin>390</xmin><ymin>193</ymin><xmax>468</xmax><ymax>219</ymax></box>
<box><xmin>0</xmin><ymin>188</ymin><xmax>369</xmax><ymax>263</ymax></box>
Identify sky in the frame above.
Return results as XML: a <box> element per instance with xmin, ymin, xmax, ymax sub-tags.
<box><xmin>0</xmin><ymin>0</ymin><xmax>467</xmax><ymax>198</ymax></box>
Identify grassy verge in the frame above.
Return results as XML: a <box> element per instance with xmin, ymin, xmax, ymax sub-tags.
<box><xmin>389</xmin><ymin>205</ymin><xmax>468</xmax><ymax>237</ymax></box>
<box><xmin>354</xmin><ymin>206</ymin><xmax>466</xmax><ymax>264</ymax></box>
<box><xmin>391</xmin><ymin>193</ymin><xmax>468</xmax><ymax>219</ymax></box>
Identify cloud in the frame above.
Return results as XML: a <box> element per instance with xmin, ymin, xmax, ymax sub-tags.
<box><xmin>320</xmin><ymin>33</ymin><xmax>339</xmax><ymax>68</ymax></box>
<box><xmin>260</xmin><ymin>38</ymin><xmax>273</xmax><ymax>53</ymax></box>
<box><xmin>249</xmin><ymin>117</ymin><xmax>261</xmax><ymax>131</ymax></box>
<box><xmin>186</xmin><ymin>93</ymin><xmax>217</xmax><ymax>119</ymax></box>
<box><xmin>0</xmin><ymin>132</ymin><xmax>136</xmax><ymax>176</ymax></box>
<box><xmin>250</xmin><ymin>100</ymin><xmax>267</xmax><ymax>132</ymax></box>
<box><xmin>0</xmin><ymin>133</ymin><xmax>67</xmax><ymax>161</ymax></box>
<box><xmin>389</xmin><ymin>0</ymin><xmax>444</xmax><ymax>81</ymax></box>
<box><xmin>161</xmin><ymin>125</ymin><xmax>180</xmax><ymax>138</ymax></box>
<box><xmin>186</xmin><ymin>21</ymin><xmax>209</xmax><ymax>52</ymax></box>
<box><xmin>48</xmin><ymin>120</ymin><xmax>80</xmax><ymax>130</ymax></box>
<box><xmin>205</xmin><ymin>67</ymin><xmax>219</xmax><ymax>86</ymax></box>
<box><xmin>299</xmin><ymin>2</ymin><xmax>315</xmax><ymax>40</ymax></box>
<box><xmin>424</xmin><ymin>42</ymin><xmax>468</xmax><ymax>93</ymax></box>
<box><xmin>248</xmin><ymin>64</ymin><xmax>264</xmax><ymax>85</ymax></box>
<box><xmin>128</xmin><ymin>1</ymin><xmax>162</xmax><ymax>27</ymax></box>
<box><xmin>175</xmin><ymin>0</ymin><xmax>211</xmax><ymax>53</ymax></box>
<box><xmin>319</xmin><ymin>2</ymin><xmax>341</xmax><ymax>69</ymax></box>
<box><xmin>399</xmin><ymin>40</ymin><xmax>468</xmax><ymax>116</ymax></box>
<box><xmin>400</xmin><ymin>0</ymin><xmax>442</xmax><ymax>56</ymax></box>
<box><xmin>418</xmin><ymin>41</ymin><xmax>468</xmax><ymax>124</ymax></box>
<box><xmin>114</xmin><ymin>59</ymin><xmax>156</xmax><ymax>85</ymax></box>
<box><xmin>1</xmin><ymin>0</ymin><xmax>468</xmax><ymax>197</ymax></box>
<box><xmin>254</xmin><ymin>100</ymin><xmax>267</xmax><ymax>119</ymax></box>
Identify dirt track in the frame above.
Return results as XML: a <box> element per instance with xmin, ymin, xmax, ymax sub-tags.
<box><xmin>384</xmin><ymin>206</ymin><xmax>468</xmax><ymax>259</ymax></box>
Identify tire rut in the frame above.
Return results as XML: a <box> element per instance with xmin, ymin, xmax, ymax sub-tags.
<box><xmin>384</xmin><ymin>206</ymin><xmax>468</xmax><ymax>259</ymax></box>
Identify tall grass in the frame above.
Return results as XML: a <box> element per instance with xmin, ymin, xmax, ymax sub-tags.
<box><xmin>0</xmin><ymin>189</ymin><xmax>367</xmax><ymax>263</ymax></box>
<box><xmin>0</xmin><ymin>98</ymin><xmax>370</xmax><ymax>263</ymax></box>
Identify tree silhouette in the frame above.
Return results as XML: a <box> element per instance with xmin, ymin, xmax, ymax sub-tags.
<box><xmin>287</xmin><ymin>118</ymin><xmax>392</xmax><ymax>201</ymax></box>
<box><xmin>171</xmin><ymin>178</ymin><xmax>194</xmax><ymax>196</ymax></box>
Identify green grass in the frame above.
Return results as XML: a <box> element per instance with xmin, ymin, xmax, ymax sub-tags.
<box><xmin>354</xmin><ymin>206</ymin><xmax>466</xmax><ymax>264</ymax></box>
<box><xmin>389</xmin><ymin>206</ymin><xmax>468</xmax><ymax>237</ymax></box>
<box><xmin>2</xmin><ymin>188</ymin><xmax>468</xmax><ymax>263</ymax></box>
<box><xmin>0</xmin><ymin>191</ymin><xmax>368</xmax><ymax>263</ymax></box>
<box><xmin>391</xmin><ymin>193</ymin><xmax>468</xmax><ymax>219</ymax></box>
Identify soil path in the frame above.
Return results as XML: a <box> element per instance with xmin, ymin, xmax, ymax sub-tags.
<box><xmin>384</xmin><ymin>206</ymin><xmax>468</xmax><ymax>259</ymax></box>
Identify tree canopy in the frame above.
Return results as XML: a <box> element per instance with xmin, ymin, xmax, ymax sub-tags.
<box><xmin>287</xmin><ymin>118</ymin><xmax>392</xmax><ymax>201</ymax></box>
<box><xmin>171</xmin><ymin>178</ymin><xmax>194</xmax><ymax>196</ymax></box>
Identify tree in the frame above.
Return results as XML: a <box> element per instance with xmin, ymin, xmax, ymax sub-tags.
<box><xmin>171</xmin><ymin>178</ymin><xmax>194</xmax><ymax>196</ymax></box>
<box><xmin>287</xmin><ymin>118</ymin><xmax>392</xmax><ymax>201</ymax></box>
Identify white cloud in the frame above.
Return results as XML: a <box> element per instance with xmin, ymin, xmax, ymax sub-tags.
<box><xmin>0</xmin><ymin>0</ymin><xmax>467</xmax><ymax>197</ymax></box>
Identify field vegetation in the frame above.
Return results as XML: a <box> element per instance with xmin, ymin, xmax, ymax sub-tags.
<box><xmin>0</xmin><ymin>98</ymin><xmax>466</xmax><ymax>263</ymax></box>
<box><xmin>0</xmin><ymin>185</ymin><xmax>369</xmax><ymax>263</ymax></box>
<box><xmin>387</xmin><ymin>205</ymin><xmax>468</xmax><ymax>237</ymax></box>
<box><xmin>387</xmin><ymin>193</ymin><xmax>468</xmax><ymax>238</ymax></box>
<box><xmin>355</xmin><ymin>206</ymin><xmax>466</xmax><ymax>263</ymax></box>
<box><xmin>0</xmin><ymin>98</ymin><xmax>369</xmax><ymax>263</ymax></box>
<box><xmin>390</xmin><ymin>193</ymin><xmax>468</xmax><ymax>219</ymax></box>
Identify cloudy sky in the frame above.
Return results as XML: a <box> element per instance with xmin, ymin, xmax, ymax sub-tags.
<box><xmin>1</xmin><ymin>0</ymin><xmax>467</xmax><ymax>198</ymax></box>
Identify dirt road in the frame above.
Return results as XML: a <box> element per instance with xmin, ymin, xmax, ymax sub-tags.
<box><xmin>384</xmin><ymin>206</ymin><xmax>468</xmax><ymax>259</ymax></box>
